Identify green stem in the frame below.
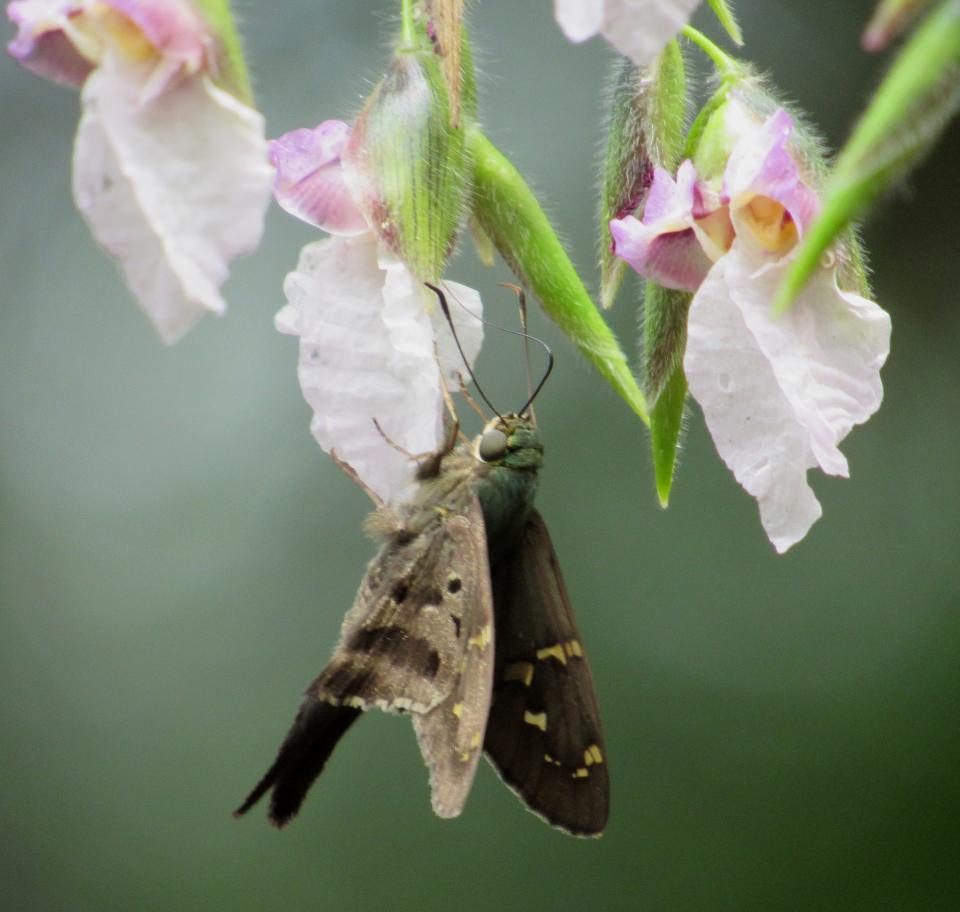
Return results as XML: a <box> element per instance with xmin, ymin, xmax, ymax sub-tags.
<box><xmin>399</xmin><ymin>0</ymin><xmax>416</xmax><ymax>49</ymax></box>
<box><xmin>468</xmin><ymin>129</ymin><xmax>649</xmax><ymax>425</ymax></box>
<box><xmin>680</xmin><ymin>25</ymin><xmax>738</xmax><ymax>77</ymax></box>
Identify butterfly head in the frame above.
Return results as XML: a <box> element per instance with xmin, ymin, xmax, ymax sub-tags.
<box><xmin>475</xmin><ymin>412</ymin><xmax>543</xmax><ymax>471</ymax></box>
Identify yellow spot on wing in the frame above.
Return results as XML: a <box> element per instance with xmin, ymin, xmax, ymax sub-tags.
<box><xmin>469</xmin><ymin>731</ymin><xmax>481</xmax><ymax>749</ymax></box>
<box><xmin>452</xmin><ymin>702</ymin><xmax>464</xmax><ymax>719</ymax></box>
<box><xmin>504</xmin><ymin>661</ymin><xmax>535</xmax><ymax>687</ymax></box>
<box><xmin>467</xmin><ymin>625</ymin><xmax>492</xmax><ymax>650</ymax></box>
<box><xmin>564</xmin><ymin>640</ymin><xmax>583</xmax><ymax>658</ymax></box>
<box><xmin>523</xmin><ymin>710</ymin><xmax>547</xmax><ymax>731</ymax></box>
<box><xmin>587</xmin><ymin>744</ymin><xmax>604</xmax><ymax>765</ymax></box>
<box><xmin>536</xmin><ymin>643</ymin><xmax>567</xmax><ymax>665</ymax></box>
<box><xmin>572</xmin><ymin>767</ymin><xmax>590</xmax><ymax>779</ymax></box>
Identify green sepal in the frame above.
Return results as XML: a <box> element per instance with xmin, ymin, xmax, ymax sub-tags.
<box><xmin>599</xmin><ymin>41</ymin><xmax>687</xmax><ymax>309</ymax></box>
<box><xmin>345</xmin><ymin>32</ymin><xmax>469</xmax><ymax>281</ymax></box>
<box><xmin>416</xmin><ymin>1</ymin><xmax>478</xmax><ymax>125</ymax></box>
<box><xmin>650</xmin><ymin>358</ymin><xmax>687</xmax><ymax>508</ymax></box>
<box><xmin>774</xmin><ymin>0</ymin><xmax>960</xmax><ymax>313</ymax></box>
<box><xmin>468</xmin><ymin>128</ymin><xmax>649</xmax><ymax>425</ymax></box>
<box><xmin>642</xmin><ymin>282</ymin><xmax>691</xmax><ymax>505</ymax></box>
<box><xmin>193</xmin><ymin>0</ymin><xmax>254</xmax><ymax>103</ymax></box>
<box><xmin>706</xmin><ymin>0</ymin><xmax>744</xmax><ymax>46</ymax></box>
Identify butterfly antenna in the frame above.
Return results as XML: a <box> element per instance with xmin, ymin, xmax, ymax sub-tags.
<box><xmin>426</xmin><ymin>282</ymin><xmax>554</xmax><ymax>419</ymax></box>
<box><xmin>425</xmin><ymin>282</ymin><xmax>502</xmax><ymax>420</ymax></box>
<box><xmin>499</xmin><ymin>283</ymin><xmax>537</xmax><ymax>422</ymax></box>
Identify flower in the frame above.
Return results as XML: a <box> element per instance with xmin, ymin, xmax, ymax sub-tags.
<box><xmin>271</xmin><ymin>120</ymin><xmax>483</xmax><ymax>505</ymax></box>
<box><xmin>611</xmin><ymin>106</ymin><xmax>892</xmax><ymax>552</ymax></box>
<box><xmin>6</xmin><ymin>0</ymin><xmax>273</xmax><ymax>342</ymax></box>
<box><xmin>554</xmin><ymin>0</ymin><xmax>702</xmax><ymax>65</ymax></box>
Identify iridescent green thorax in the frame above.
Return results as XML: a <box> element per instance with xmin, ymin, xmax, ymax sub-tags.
<box><xmin>471</xmin><ymin>414</ymin><xmax>542</xmax><ymax>567</ymax></box>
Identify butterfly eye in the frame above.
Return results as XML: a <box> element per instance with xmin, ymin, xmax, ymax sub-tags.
<box><xmin>478</xmin><ymin>428</ymin><xmax>508</xmax><ymax>462</ymax></box>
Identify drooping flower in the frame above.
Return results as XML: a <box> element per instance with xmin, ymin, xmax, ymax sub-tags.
<box><xmin>554</xmin><ymin>0</ymin><xmax>702</xmax><ymax>65</ymax></box>
<box><xmin>271</xmin><ymin>119</ymin><xmax>483</xmax><ymax>505</ymax></box>
<box><xmin>611</xmin><ymin>104</ymin><xmax>891</xmax><ymax>552</ymax></box>
<box><xmin>6</xmin><ymin>0</ymin><xmax>273</xmax><ymax>342</ymax></box>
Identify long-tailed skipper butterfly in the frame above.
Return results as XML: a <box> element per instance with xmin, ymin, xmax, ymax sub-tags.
<box><xmin>235</xmin><ymin>285</ymin><xmax>609</xmax><ymax>836</ymax></box>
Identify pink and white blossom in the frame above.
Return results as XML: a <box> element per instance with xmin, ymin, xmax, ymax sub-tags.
<box><xmin>271</xmin><ymin>121</ymin><xmax>484</xmax><ymax>505</ymax></box>
<box><xmin>554</xmin><ymin>0</ymin><xmax>702</xmax><ymax>65</ymax></box>
<box><xmin>6</xmin><ymin>0</ymin><xmax>273</xmax><ymax>342</ymax></box>
<box><xmin>612</xmin><ymin>106</ymin><xmax>891</xmax><ymax>551</ymax></box>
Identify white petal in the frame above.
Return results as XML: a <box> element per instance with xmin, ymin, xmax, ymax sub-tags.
<box><xmin>278</xmin><ymin>235</ymin><xmax>484</xmax><ymax>506</ymax></box>
<box><xmin>556</xmin><ymin>0</ymin><xmax>702</xmax><ymax>65</ymax></box>
<box><xmin>554</xmin><ymin>0</ymin><xmax>605</xmax><ymax>42</ymax></box>
<box><xmin>71</xmin><ymin>52</ymin><xmax>273</xmax><ymax>342</ymax></box>
<box><xmin>684</xmin><ymin>246</ymin><xmax>891</xmax><ymax>552</ymax></box>
<box><xmin>425</xmin><ymin>281</ymin><xmax>485</xmax><ymax>391</ymax></box>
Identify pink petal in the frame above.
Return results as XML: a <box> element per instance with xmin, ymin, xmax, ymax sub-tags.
<box><xmin>101</xmin><ymin>0</ymin><xmax>208</xmax><ymax>72</ymax></box>
<box><xmin>724</xmin><ymin>108</ymin><xmax>820</xmax><ymax>242</ymax></box>
<box><xmin>269</xmin><ymin>121</ymin><xmax>368</xmax><ymax>236</ymax></box>
<box><xmin>610</xmin><ymin>217</ymin><xmax>712</xmax><ymax>291</ymax></box>
<box><xmin>610</xmin><ymin>163</ymin><xmax>716</xmax><ymax>290</ymax></box>
<box><xmin>6</xmin><ymin>0</ymin><xmax>93</xmax><ymax>86</ymax></box>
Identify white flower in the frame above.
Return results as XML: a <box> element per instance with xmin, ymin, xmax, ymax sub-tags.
<box><xmin>7</xmin><ymin>0</ymin><xmax>273</xmax><ymax>342</ymax></box>
<box><xmin>554</xmin><ymin>0</ymin><xmax>702</xmax><ymax>65</ymax></box>
<box><xmin>613</xmin><ymin>106</ymin><xmax>892</xmax><ymax>551</ymax></box>
<box><xmin>270</xmin><ymin>121</ymin><xmax>484</xmax><ymax>504</ymax></box>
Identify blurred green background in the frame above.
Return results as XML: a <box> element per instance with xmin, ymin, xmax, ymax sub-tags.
<box><xmin>2</xmin><ymin>1</ymin><xmax>959</xmax><ymax>910</ymax></box>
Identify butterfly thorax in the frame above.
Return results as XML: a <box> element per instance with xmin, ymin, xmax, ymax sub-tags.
<box><xmin>469</xmin><ymin>414</ymin><xmax>543</xmax><ymax>567</ymax></box>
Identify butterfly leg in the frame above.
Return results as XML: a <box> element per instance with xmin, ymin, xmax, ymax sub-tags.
<box><xmin>455</xmin><ymin>373</ymin><xmax>490</xmax><ymax>422</ymax></box>
<box><xmin>330</xmin><ymin>448</ymin><xmax>385</xmax><ymax>509</ymax></box>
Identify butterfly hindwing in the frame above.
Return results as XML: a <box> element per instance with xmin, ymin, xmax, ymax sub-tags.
<box><xmin>484</xmin><ymin>510</ymin><xmax>610</xmax><ymax>837</ymax></box>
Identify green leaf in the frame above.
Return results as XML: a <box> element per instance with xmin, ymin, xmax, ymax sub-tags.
<box><xmin>650</xmin><ymin>359</ymin><xmax>687</xmax><ymax>507</ymax></box>
<box><xmin>599</xmin><ymin>41</ymin><xmax>687</xmax><ymax>309</ymax></box>
<box><xmin>706</xmin><ymin>0</ymin><xmax>744</xmax><ymax>46</ymax></box>
<box><xmin>775</xmin><ymin>0</ymin><xmax>960</xmax><ymax>313</ymax></box>
<box><xmin>468</xmin><ymin>129</ymin><xmax>649</xmax><ymax>426</ymax></box>
<box><xmin>193</xmin><ymin>0</ymin><xmax>254</xmax><ymax>103</ymax></box>
<box><xmin>642</xmin><ymin>283</ymin><xmax>692</xmax><ymax>505</ymax></box>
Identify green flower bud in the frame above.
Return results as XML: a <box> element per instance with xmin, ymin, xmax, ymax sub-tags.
<box><xmin>343</xmin><ymin>34</ymin><xmax>469</xmax><ymax>281</ymax></box>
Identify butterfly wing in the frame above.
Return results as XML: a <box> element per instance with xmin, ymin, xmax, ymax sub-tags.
<box><xmin>412</xmin><ymin>495</ymin><xmax>495</xmax><ymax>818</ymax></box>
<box><xmin>484</xmin><ymin>510</ymin><xmax>610</xmax><ymax>837</ymax></box>
<box><xmin>236</xmin><ymin>492</ymin><xmax>494</xmax><ymax>824</ymax></box>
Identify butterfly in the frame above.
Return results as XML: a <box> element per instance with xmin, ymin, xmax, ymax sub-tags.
<box><xmin>235</xmin><ymin>289</ymin><xmax>609</xmax><ymax>837</ymax></box>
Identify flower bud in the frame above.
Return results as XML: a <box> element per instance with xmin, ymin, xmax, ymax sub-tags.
<box><xmin>343</xmin><ymin>40</ymin><xmax>469</xmax><ymax>281</ymax></box>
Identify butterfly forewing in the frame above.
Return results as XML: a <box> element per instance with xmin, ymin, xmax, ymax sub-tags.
<box><xmin>314</xmin><ymin>504</ymin><xmax>484</xmax><ymax>716</ymax></box>
<box><xmin>484</xmin><ymin>510</ymin><xmax>610</xmax><ymax>837</ymax></box>
<box><xmin>413</xmin><ymin>495</ymin><xmax>495</xmax><ymax>818</ymax></box>
<box><xmin>237</xmin><ymin>453</ymin><xmax>496</xmax><ymax>825</ymax></box>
